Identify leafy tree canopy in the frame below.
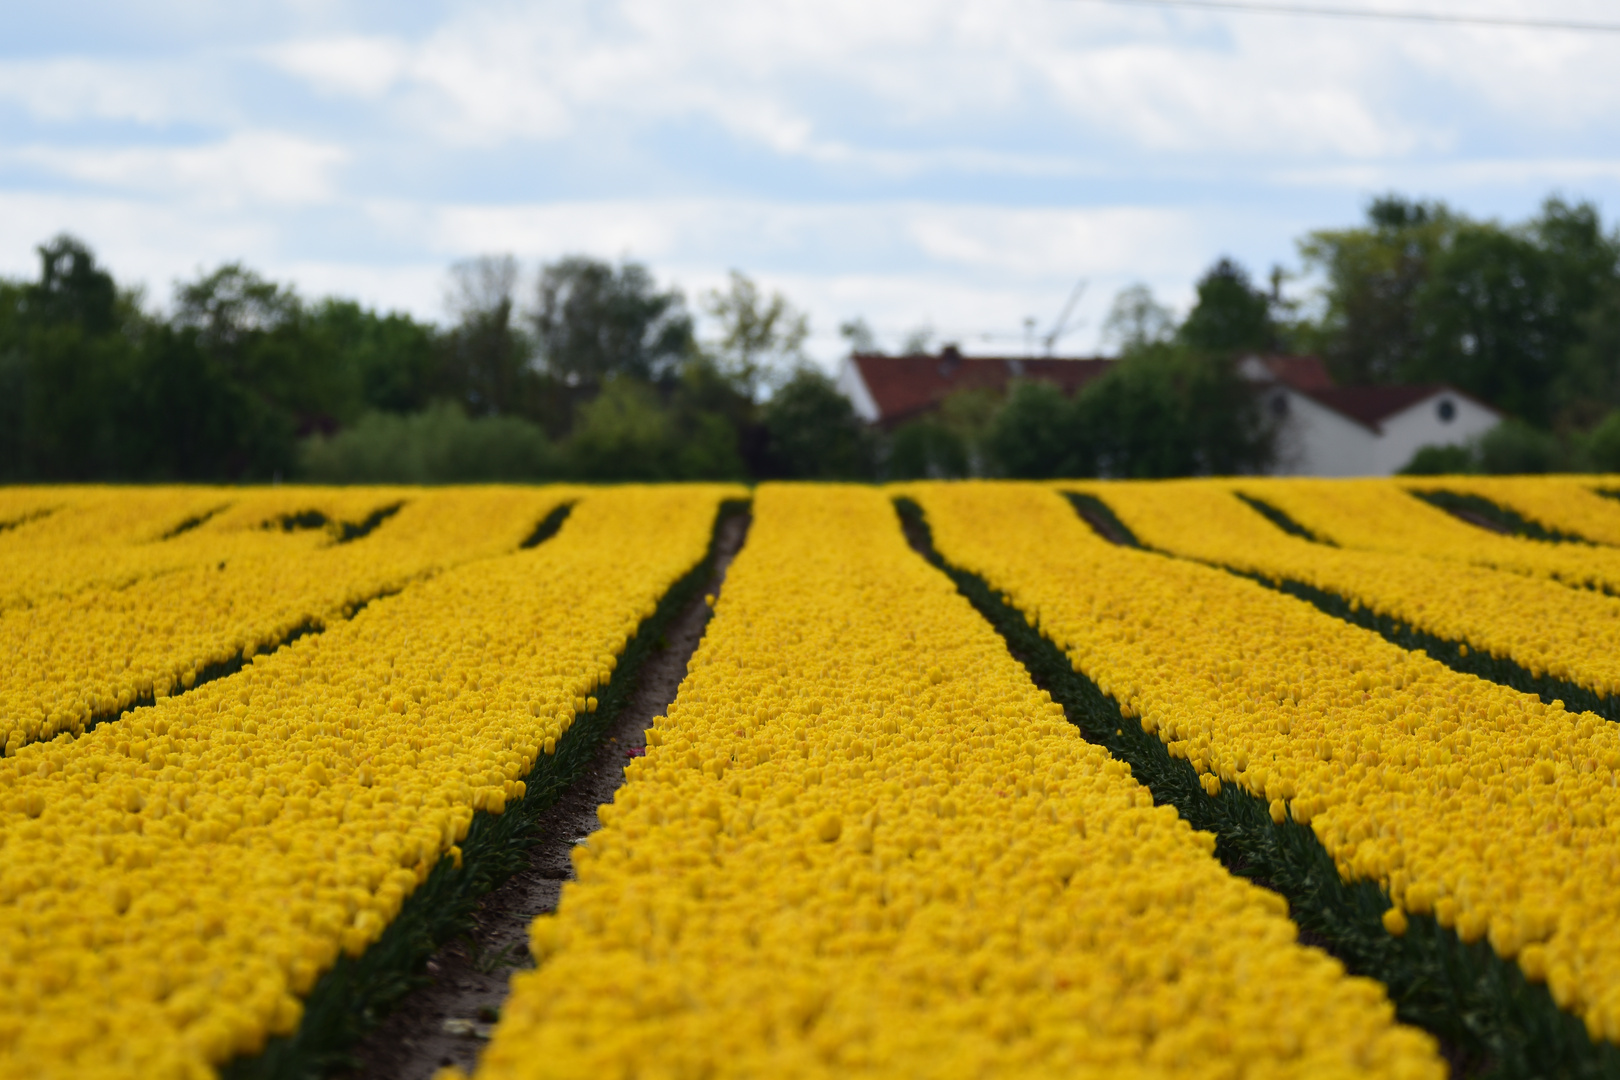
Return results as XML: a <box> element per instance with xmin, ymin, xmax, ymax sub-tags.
<box><xmin>531</xmin><ymin>257</ymin><xmax>693</xmax><ymax>392</ymax></box>
<box><xmin>702</xmin><ymin>270</ymin><xmax>808</xmax><ymax>399</ymax></box>
<box><xmin>1300</xmin><ymin>195</ymin><xmax>1620</xmax><ymax>428</ymax></box>
<box><xmin>1178</xmin><ymin>258</ymin><xmax>1275</xmax><ymax>355</ymax></box>
<box><xmin>760</xmin><ymin>368</ymin><xmax>874</xmax><ymax>480</ymax></box>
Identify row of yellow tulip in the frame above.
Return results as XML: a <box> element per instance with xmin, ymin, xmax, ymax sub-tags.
<box><xmin>473</xmin><ymin>485</ymin><xmax>1442</xmax><ymax>1080</ymax></box>
<box><xmin>0</xmin><ymin>485</ymin><xmax>735</xmax><ymax>1079</ymax></box>
<box><xmin>1</xmin><ymin>487</ymin><xmax>578</xmax><ymax>755</ymax></box>
<box><xmin>1236</xmin><ymin>478</ymin><xmax>1620</xmax><ymax>594</ymax></box>
<box><xmin>1395</xmin><ymin>475</ymin><xmax>1620</xmax><ymax>548</ymax></box>
<box><xmin>0</xmin><ymin>487</ymin><xmax>420</xmax><ymax>614</ymax></box>
<box><xmin>1080</xmin><ymin>479</ymin><xmax>1620</xmax><ymax>704</ymax></box>
<box><xmin>910</xmin><ymin>481</ymin><xmax>1620</xmax><ymax>1045</ymax></box>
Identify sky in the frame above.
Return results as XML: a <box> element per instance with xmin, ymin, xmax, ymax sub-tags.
<box><xmin>2</xmin><ymin>0</ymin><xmax>1618</xmax><ymax>364</ymax></box>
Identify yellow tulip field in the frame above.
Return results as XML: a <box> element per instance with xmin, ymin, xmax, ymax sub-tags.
<box><xmin>3</xmin><ymin>478</ymin><xmax>1620</xmax><ymax>1078</ymax></box>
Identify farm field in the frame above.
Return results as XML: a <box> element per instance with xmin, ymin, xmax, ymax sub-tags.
<box><xmin>2</xmin><ymin>477</ymin><xmax>1619</xmax><ymax>1078</ymax></box>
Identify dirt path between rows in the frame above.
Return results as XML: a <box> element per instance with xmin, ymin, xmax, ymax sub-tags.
<box><xmin>337</xmin><ymin>511</ymin><xmax>751</xmax><ymax>1080</ymax></box>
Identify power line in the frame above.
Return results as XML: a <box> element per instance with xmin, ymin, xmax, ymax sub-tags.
<box><xmin>1066</xmin><ymin>0</ymin><xmax>1620</xmax><ymax>33</ymax></box>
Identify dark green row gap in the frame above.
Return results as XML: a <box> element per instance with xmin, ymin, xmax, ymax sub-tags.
<box><xmin>160</xmin><ymin>503</ymin><xmax>232</xmax><ymax>540</ymax></box>
<box><xmin>0</xmin><ymin>506</ymin><xmax>57</xmax><ymax>533</ymax></box>
<box><xmin>221</xmin><ymin>498</ymin><xmax>748</xmax><ymax>1080</ymax></box>
<box><xmin>9</xmin><ymin>503</ymin><xmax>575</xmax><ymax>757</ymax></box>
<box><xmin>1408</xmin><ymin>490</ymin><xmax>1591</xmax><ymax>545</ymax></box>
<box><xmin>520</xmin><ymin>501</ymin><xmax>575</xmax><ymax>549</ymax></box>
<box><xmin>264</xmin><ymin>501</ymin><xmax>404</xmax><ymax>544</ymax></box>
<box><xmin>1075</xmin><ymin>490</ymin><xmax>1617</xmax><ymax>724</ymax></box>
<box><xmin>1239</xmin><ymin>487</ymin><xmax>1617</xmax><ymax>602</ymax></box>
<box><xmin>895</xmin><ymin>496</ymin><xmax>1618</xmax><ymax>1080</ymax></box>
<box><xmin>1235</xmin><ymin>491</ymin><xmax>1338</xmax><ymax>544</ymax></box>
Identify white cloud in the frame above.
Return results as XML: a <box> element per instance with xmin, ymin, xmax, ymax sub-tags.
<box><xmin>0</xmin><ymin>191</ymin><xmax>277</xmax><ymax>301</ymax></box>
<box><xmin>224</xmin><ymin>0</ymin><xmax>1620</xmax><ymax>198</ymax></box>
<box><xmin>267</xmin><ymin>36</ymin><xmax>411</xmax><ymax>99</ymax></box>
<box><xmin>0</xmin><ymin>56</ymin><xmax>228</xmax><ymax>126</ymax></box>
<box><xmin>0</xmin><ymin>187</ymin><xmax>1234</xmax><ymax>355</ymax></box>
<box><xmin>11</xmin><ymin>133</ymin><xmax>348</xmax><ymax>208</ymax></box>
<box><xmin>7</xmin><ymin>0</ymin><xmax>1620</xmax><ymax>365</ymax></box>
<box><xmin>374</xmin><ymin>198</ymin><xmax>1205</xmax><ymax>281</ymax></box>
<box><xmin>902</xmin><ymin>205</ymin><xmax>1195</xmax><ymax>278</ymax></box>
<box><xmin>351</xmin><ymin>196</ymin><xmax>1249</xmax><ymax>355</ymax></box>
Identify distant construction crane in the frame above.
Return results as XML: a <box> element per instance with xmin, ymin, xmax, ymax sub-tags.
<box><xmin>1042</xmin><ymin>278</ymin><xmax>1088</xmax><ymax>356</ymax></box>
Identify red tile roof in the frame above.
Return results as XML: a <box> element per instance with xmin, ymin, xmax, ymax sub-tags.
<box><xmin>1253</xmin><ymin>354</ymin><xmax>1335</xmax><ymax>393</ymax></box>
<box><xmin>1303</xmin><ymin>385</ymin><xmax>1457</xmax><ymax>431</ymax></box>
<box><xmin>850</xmin><ymin>349</ymin><xmax>1113</xmax><ymax>427</ymax></box>
<box><xmin>851</xmin><ymin>348</ymin><xmax>1494</xmax><ymax>434</ymax></box>
<box><xmin>1245</xmin><ymin>353</ymin><xmax>1494</xmax><ymax>430</ymax></box>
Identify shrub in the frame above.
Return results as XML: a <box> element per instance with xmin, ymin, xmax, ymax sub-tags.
<box><xmin>1477</xmin><ymin>418</ymin><xmax>1563</xmax><ymax>474</ymax></box>
<box><xmin>1399</xmin><ymin>443</ymin><xmax>1478</xmax><ymax>475</ymax></box>
<box><xmin>1583</xmin><ymin>410</ymin><xmax>1620</xmax><ymax>473</ymax></box>
<box><xmin>985</xmin><ymin>380</ymin><xmax>1081</xmax><ymax>479</ymax></box>
<box><xmin>301</xmin><ymin>402</ymin><xmax>555</xmax><ymax>483</ymax></box>
<box><xmin>759</xmin><ymin>369</ymin><xmax>876</xmax><ymax>480</ymax></box>
<box><xmin>886</xmin><ymin>419</ymin><xmax>969</xmax><ymax>480</ymax></box>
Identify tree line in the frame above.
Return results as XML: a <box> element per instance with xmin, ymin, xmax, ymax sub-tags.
<box><xmin>971</xmin><ymin>193</ymin><xmax>1620</xmax><ymax>479</ymax></box>
<box><xmin>0</xmin><ymin>241</ymin><xmax>873</xmax><ymax>483</ymax></box>
<box><xmin>4</xmin><ymin>192</ymin><xmax>1620</xmax><ymax>484</ymax></box>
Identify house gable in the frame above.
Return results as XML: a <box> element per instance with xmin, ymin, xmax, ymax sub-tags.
<box><xmin>1244</xmin><ymin>353</ymin><xmax>1501</xmax><ymax>476</ymax></box>
<box><xmin>1371</xmin><ymin>390</ymin><xmax>1501</xmax><ymax>474</ymax></box>
<box><xmin>1267</xmin><ymin>388</ymin><xmax>1380</xmax><ymax>476</ymax></box>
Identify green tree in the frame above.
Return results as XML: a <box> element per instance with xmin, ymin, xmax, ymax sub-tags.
<box><xmin>1584</xmin><ymin>410</ymin><xmax>1620</xmax><ymax>472</ymax></box>
<box><xmin>839</xmin><ymin>317</ymin><xmax>877</xmax><ymax>353</ymax></box>
<box><xmin>1177</xmin><ymin>258</ymin><xmax>1274</xmax><ymax>355</ymax></box>
<box><xmin>134</xmin><ymin>323</ymin><xmax>299</xmax><ymax>479</ymax></box>
<box><xmin>1101</xmin><ymin>284</ymin><xmax>1175</xmax><ymax>355</ymax></box>
<box><xmin>664</xmin><ymin>354</ymin><xmax>754</xmax><ymax>476</ymax></box>
<box><xmin>1476</xmin><ymin>418</ymin><xmax>1564</xmax><ymax>474</ymax></box>
<box><xmin>565</xmin><ymin>378</ymin><xmax>675</xmax><ymax>481</ymax></box>
<box><xmin>31</xmin><ymin>234</ymin><xmax>121</xmax><ymax>334</ymax></box>
<box><xmin>1299</xmin><ymin>196</ymin><xmax>1453</xmax><ymax>385</ymax></box>
<box><xmin>171</xmin><ymin>262</ymin><xmax>372</xmax><ymax>441</ymax></box>
<box><xmin>1079</xmin><ymin>347</ymin><xmax>1271</xmax><ymax>477</ymax></box>
<box><xmin>306</xmin><ymin>299</ymin><xmax>439</xmax><ymax>418</ymax></box>
<box><xmin>759</xmin><ymin>369</ymin><xmax>875</xmax><ymax>480</ymax></box>
<box><xmin>0</xmin><ymin>236</ymin><xmax>147</xmax><ymax>480</ymax></box>
<box><xmin>438</xmin><ymin>255</ymin><xmax>545</xmax><ymax>422</ymax></box>
<box><xmin>531</xmin><ymin>257</ymin><xmax>693</xmax><ymax>394</ymax></box>
<box><xmin>886</xmin><ymin>418</ymin><xmax>969</xmax><ymax>480</ymax></box>
<box><xmin>1561</xmin><ymin>283</ymin><xmax>1620</xmax><ymax>428</ymax></box>
<box><xmin>986</xmin><ymin>348</ymin><xmax>1272</xmax><ymax>480</ymax></box>
<box><xmin>937</xmin><ymin>388</ymin><xmax>1001</xmax><ymax>474</ymax></box>
<box><xmin>702</xmin><ymin>271</ymin><xmax>808</xmax><ymax>399</ymax></box>
<box><xmin>1300</xmin><ymin>195</ymin><xmax>1620</xmax><ymax>428</ymax></box>
<box><xmin>1409</xmin><ymin>224</ymin><xmax>1567</xmax><ymax>427</ymax></box>
<box><xmin>985</xmin><ymin>380</ymin><xmax>1083</xmax><ymax>479</ymax></box>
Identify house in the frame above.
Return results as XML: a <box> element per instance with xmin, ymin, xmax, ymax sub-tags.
<box><xmin>837</xmin><ymin>347</ymin><xmax>1500</xmax><ymax>476</ymax></box>
<box><xmin>837</xmin><ymin>347</ymin><xmax>1112</xmax><ymax>429</ymax></box>
<box><xmin>1240</xmin><ymin>355</ymin><xmax>1500</xmax><ymax>476</ymax></box>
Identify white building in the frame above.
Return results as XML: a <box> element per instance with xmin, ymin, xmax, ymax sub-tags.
<box><xmin>836</xmin><ymin>349</ymin><xmax>1500</xmax><ymax>477</ymax></box>
<box><xmin>1241</xmin><ymin>355</ymin><xmax>1500</xmax><ymax>476</ymax></box>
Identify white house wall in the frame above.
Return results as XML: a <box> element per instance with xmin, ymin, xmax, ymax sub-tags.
<box><xmin>1372</xmin><ymin>394</ymin><xmax>1499</xmax><ymax>474</ymax></box>
<box><xmin>1275</xmin><ymin>392</ymin><xmax>1380</xmax><ymax>477</ymax></box>
<box><xmin>835</xmin><ymin>358</ymin><xmax>881</xmax><ymax>423</ymax></box>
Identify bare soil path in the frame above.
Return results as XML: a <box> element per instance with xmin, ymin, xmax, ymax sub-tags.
<box><xmin>336</xmin><ymin>511</ymin><xmax>751</xmax><ymax>1080</ymax></box>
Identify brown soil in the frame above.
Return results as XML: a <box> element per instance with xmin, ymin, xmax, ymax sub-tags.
<box><xmin>1443</xmin><ymin>506</ymin><xmax>1511</xmax><ymax>535</ymax></box>
<box><xmin>335</xmin><ymin>511</ymin><xmax>750</xmax><ymax>1080</ymax></box>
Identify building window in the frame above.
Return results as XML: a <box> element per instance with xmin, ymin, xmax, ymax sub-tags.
<box><xmin>1437</xmin><ymin>399</ymin><xmax>1456</xmax><ymax>423</ymax></box>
